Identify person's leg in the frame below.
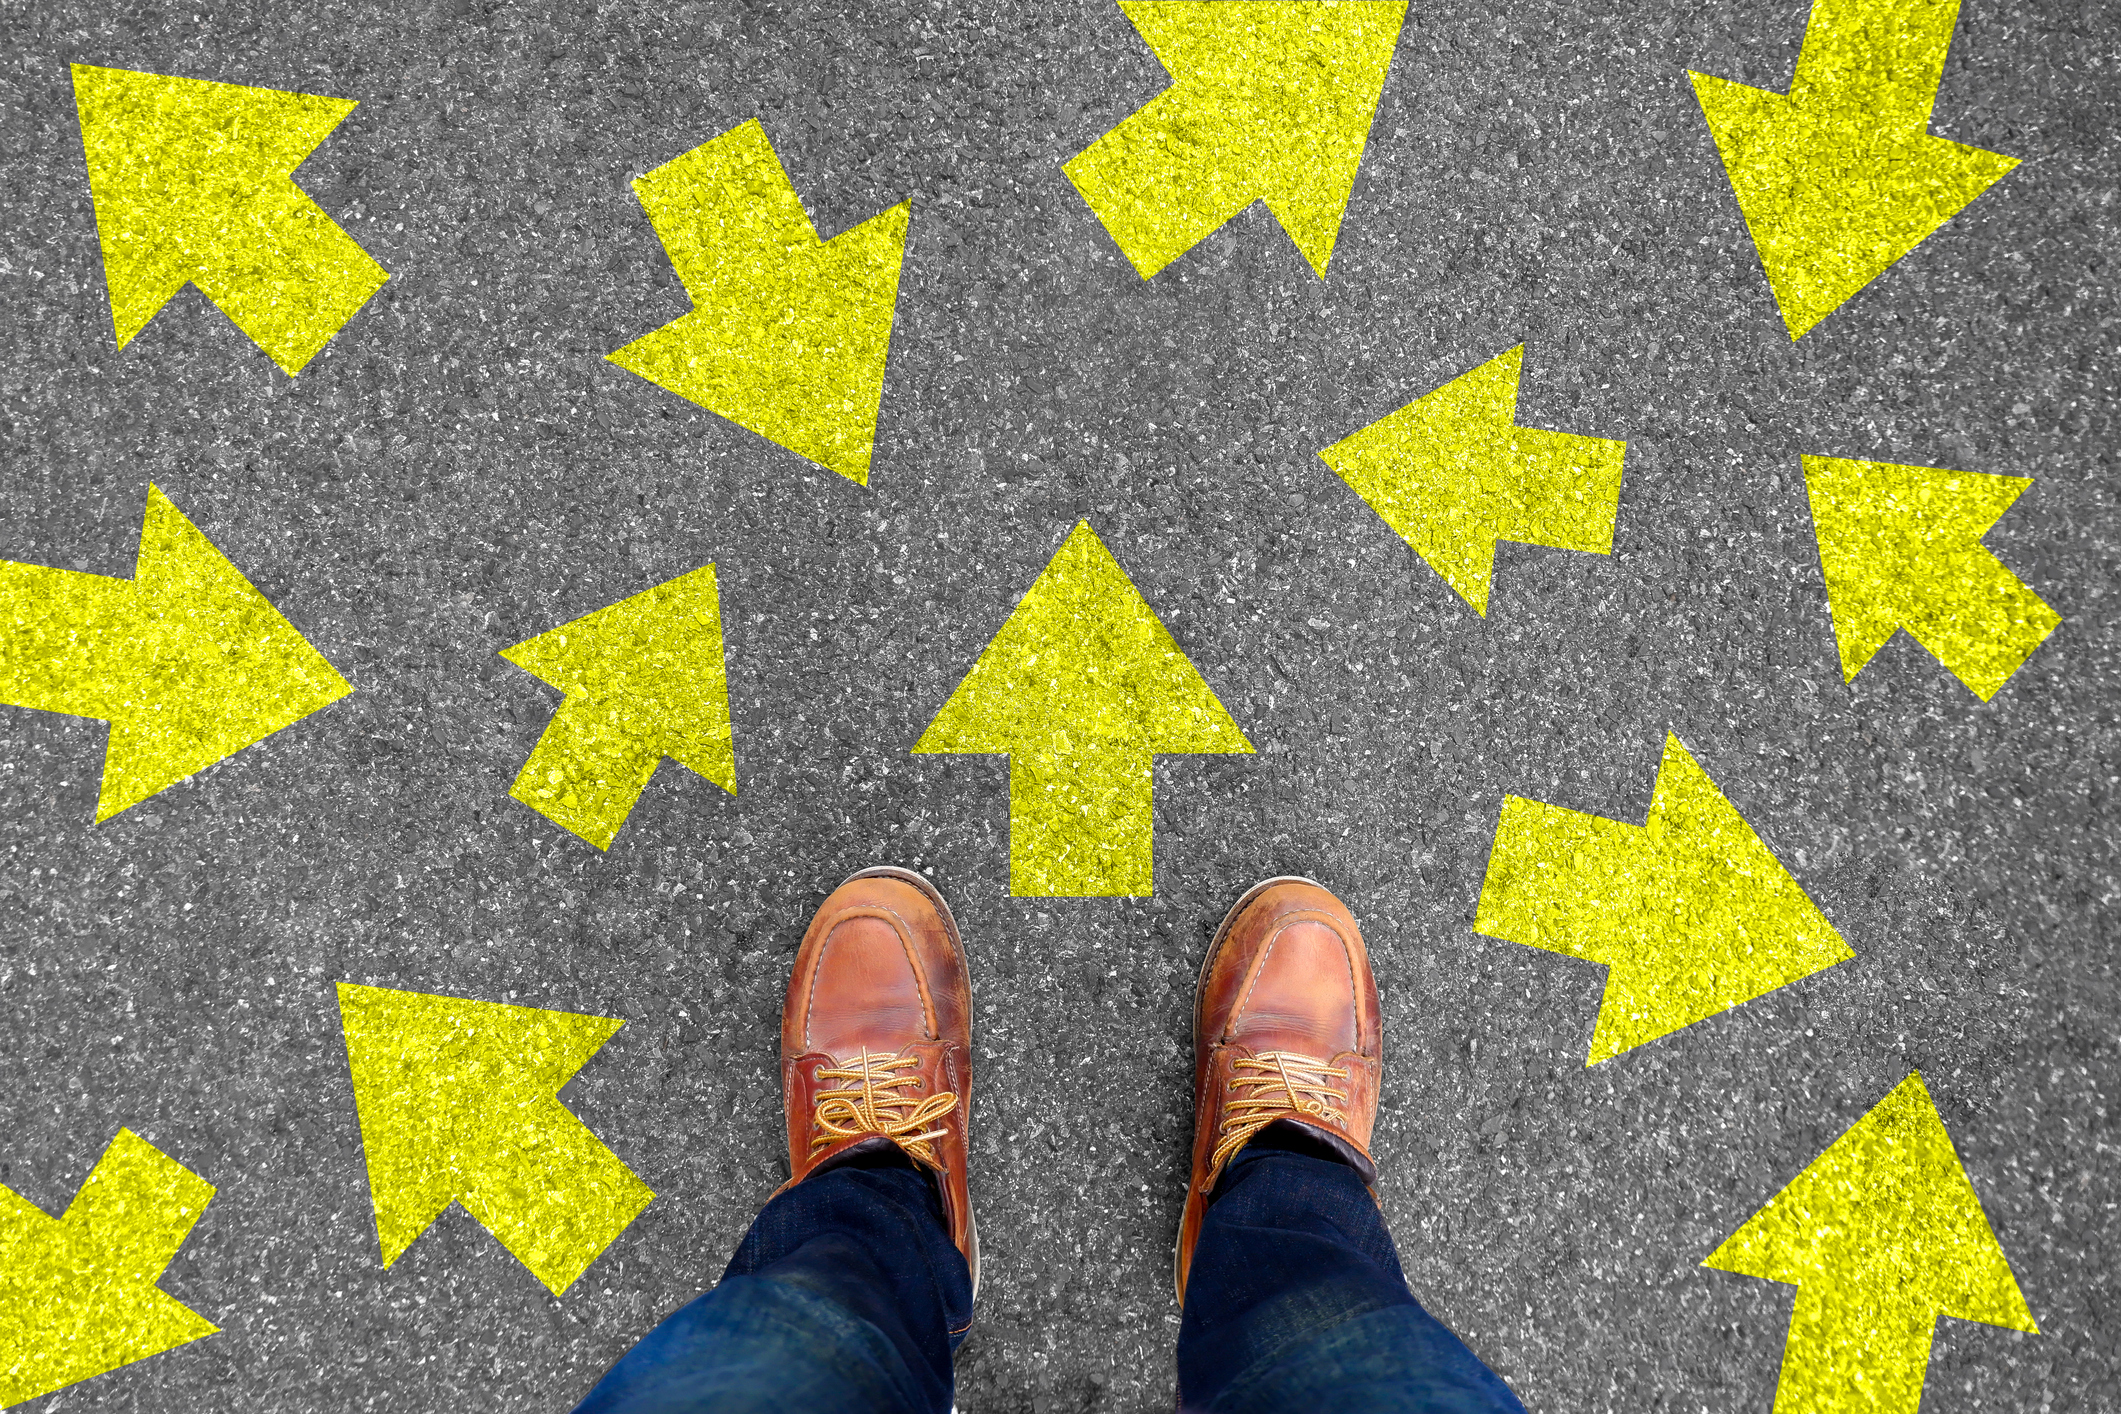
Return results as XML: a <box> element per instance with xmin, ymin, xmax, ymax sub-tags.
<box><xmin>572</xmin><ymin>867</ymin><xmax>979</xmax><ymax>1414</ymax></box>
<box><xmin>1175</xmin><ymin>878</ymin><xmax>1525</xmax><ymax>1414</ymax></box>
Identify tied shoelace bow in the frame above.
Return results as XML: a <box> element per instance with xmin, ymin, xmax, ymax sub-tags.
<box><xmin>1211</xmin><ymin>1050</ymin><xmax>1351</xmax><ymax>1176</ymax></box>
<box><xmin>810</xmin><ymin>1048</ymin><xmax>959</xmax><ymax>1168</ymax></box>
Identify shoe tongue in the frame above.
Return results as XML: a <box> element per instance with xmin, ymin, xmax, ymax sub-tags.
<box><xmin>805</xmin><ymin>914</ymin><xmax>932</xmax><ymax>1054</ymax></box>
<box><xmin>1230</xmin><ymin>919</ymin><xmax>1359</xmax><ymax>1054</ymax></box>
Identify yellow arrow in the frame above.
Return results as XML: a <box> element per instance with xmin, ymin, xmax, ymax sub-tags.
<box><xmin>1706</xmin><ymin>1072</ymin><xmax>2038</xmax><ymax>1413</ymax></box>
<box><xmin>1475</xmin><ymin>733</ymin><xmax>1851</xmax><ymax>1064</ymax></box>
<box><xmin>0</xmin><ymin>1129</ymin><xmax>217</xmax><ymax>1405</ymax></box>
<box><xmin>1318</xmin><ymin>345</ymin><xmax>1627</xmax><ymax>616</ymax></box>
<box><xmin>915</xmin><ymin>521</ymin><xmax>1252</xmax><ymax>897</ymax></box>
<box><xmin>1063</xmin><ymin>1</ymin><xmax>1407</xmax><ymax>279</ymax></box>
<box><xmin>0</xmin><ymin>485</ymin><xmax>351</xmax><ymax>821</ymax></box>
<box><xmin>1688</xmin><ymin>0</ymin><xmax>2019</xmax><ymax>339</ymax></box>
<box><xmin>499</xmin><ymin>564</ymin><xmax>735</xmax><ymax>851</ymax></box>
<box><xmin>608</xmin><ymin>120</ymin><xmax>909</xmax><ymax>486</ymax></box>
<box><xmin>1805</xmin><ymin>454</ymin><xmax>2058</xmax><ymax>701</ymax></box>
<box><xmin>71</xmin><ymin>63</ymin><xmax>389</xmax><ymax>375</ymax></box>
<box><xmin>336</xmin><ymin>983</ymin><xmax>655</xmax><ymax>1297</ymax></box>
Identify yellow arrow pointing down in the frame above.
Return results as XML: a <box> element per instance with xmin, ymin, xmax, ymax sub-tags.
<box><xmin>1688</xmin><ymin>0</ymin><xmax>2018</xmax><ymax>339</ymax></box>
<box><xmin>0</xmin><ymin>486</ymin><xmax>351</xmax><ymax>821</ymax></box>
<box><xmin>72</xmin><ymin>64</ymin><xmax>389</xmax><ymax>375</ymax></box>
<box><xmin>916</xmin><ymin>521</ymin><xmax>1252</xmax><ymax>897</ymax></box>
<box><xmin>1805</xmin><ymin>454</ymin><xmax>2057</xmax><ymax>700</ymax></box>
<box><xmin>1706</xmin><ymin>1072</ymin><xmax>2037</xmax><ymax>1413</ymax></box>
<box><xmin>1475</xmin><ymin>734</ymin><xmax>1851</xmax><ymax>1064</ymax></box>
<box><xmin>1318</xmin><ymin>345</ymin><xmax>1628</xmax><ymax>616</ymax></box>
<box><xmin>500</xmin><ymin>564</ymin><xmax>736</xmax><ymax>851</ymax></box>
<box><xmin>609</xmin><ymin>120</ymin><xmax>909</xmax><ymax>486</ymax></box>
<box><xmin>0</xmin><ymin>1129</ymin><xmax>218</xmax><ymax>1406</ymax></box>
<box><xmin>1064</xmin><ymin>2</ymin><xmax>1407</xmax><ymax>279</ymax></box>
<box><xmin>337</xmin><ymin>984</ymin><xmax>654</xmax><ymax>1297</ymax></box>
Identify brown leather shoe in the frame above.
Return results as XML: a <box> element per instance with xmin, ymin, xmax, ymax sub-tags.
<box><xmin>780</xmin><ymin>865</ymin><xmax>978</xmax><ymax>1292</ymax></box>
<box><xmin>1176</xmin><ymin>876</ymin><xmax>1382</xmax><ymax>1303</ymax></box>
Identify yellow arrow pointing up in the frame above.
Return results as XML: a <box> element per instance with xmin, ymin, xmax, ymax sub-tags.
<box><xmin>336</xmin><ymin>983</ymin><xmax>655</xmax><ymax>1296</ymax></box>
<box><xmin>1475</xmin><ymin>733</ymin><xmax>1851</xmax><ymax>1064</ymax></box>
<box><xmin>1688</xmin><ymin>0</ymin><xmax>2019</xmax><ymax>339</ymax></box>
<box><xmin>0</xmin><ymin>485</ymin><xmax>352</xmax><ymax>821</ymax></box>
<box><xmin>608</xmin><ymin>120</ymin><xmax>909</xmax><ymax>486</ymax></box>
<box><xmin>916</xmin><ymin>521</ymin><xmax>1252</xmax><ymax>897</ymax></box>
<box><xmin>1064</xmin><ymin>1</ymin><xmax>1407</xmax><ymax>279</ymax></box>
<box><xmin>500</xmin><ymin>563</ymin><xmax>736</xmax><ymax>851</ymax></box>
<box><xmin>1318</xmin><ymin>345</ymin><xmax>1628</xmax><ymax>616</ymax></box>
<box><xmin>71</xmin><ymin>64</ymin><xmax>389</xmax><ymax>375</ymax></box>
<box><xmin>1805</xmin><ymin>454</ymin><xmax>2057</xmax><ymax>701</ymax></box>
<box><xmin>1706</xmin><ymin>1072</ymin><xmax>2038</xmax><ymax>1413</ymax></box>
<box><xmin>0</xmin><ymin>1129</ymin><xmax>217</xmax><ymax>1406</ymax></box>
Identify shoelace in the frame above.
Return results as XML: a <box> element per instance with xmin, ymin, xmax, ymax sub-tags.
<box><xmin>1210</xmin><ymin>1050</ymin><xmax>1350</xmax><ymax>1176</ymax></box>
<box><xmin>810</xmin><ymin>1048</ymin><xmax>959</xmax><ymax>1168</ymax></box>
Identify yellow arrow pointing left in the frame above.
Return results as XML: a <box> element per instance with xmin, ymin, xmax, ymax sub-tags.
<box><xmin>1065</xmin><ymin>2</ymin><xmax>1406</xmax><ymax>279</ymax></box>
<box><xmin>337</xmin><ymin>983</ymin><xmax>655</xmax><ymax>1297</ymax></box>
<box><xmin>72</xmin><ymin>64</ymin><xmax>389</xmax><ymax>375</ymax></box>
<box><xmin>0</xmin><ymin>1129</ymin><xmax>218</xmax><ymax>1406</ymax></box>
<box><xmin>0</xmin><ymin>485</ymin><xmax>352</xmax><ymax>821</ymax></box>
<box><xmin>1706</xmin><ymin>1072</ymin><xmax>2037</xmax><ymax>1413</ymax></box>
<box><xmin>1475</xmin><ymin>733</ymin><xmax>1851</xmax><ymax>1064</ymax></box>
<box><xmin>1319</xmin><ymin>345</ymin><xmax>1628</xmax><ymax>616</ymax></box>
<box><xmin>1688</xmin><ymin>0</ymin><xmax>2018</xmax><ymax>339</ymax></box>
<box><xmin>501</xmin><ymin>564</ymin><xmax>736</xmax><ymax>851</ymax></box>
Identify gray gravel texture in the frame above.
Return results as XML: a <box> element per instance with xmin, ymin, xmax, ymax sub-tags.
<box><xmin>2</xmin><ymin>1</ymin><xmax>2116</xmax><ymax>1411</ymax></box>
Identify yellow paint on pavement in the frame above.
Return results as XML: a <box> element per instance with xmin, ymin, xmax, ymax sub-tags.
<box><xmin>336</xmin><ymin>983</ymin><xmax>655</xmax><ymax>1297</ymax></box>
<box><xmin>609</xmin><ymin>120</ymin><xmax>909</xmax><ymax>486</ymax></box>
<box><xmin>72</xmin><ymin>63</ymin><xmax>388</xmax><ymax>375</ymax></box>
<box><xmin>1688</xmin><ymin>0</ymin><xmax>2018</xmax><ymax>339</ymax></box>
<box><xmin>1475</xmin><ymin>733</ymin><xmax>1851</xmax><ymax>1064</ymax></box>
<box><xmin>0</xmin><ymin>1129</ymin><xmax>217</xmax><ymax>1406</ymax></box>
<box><xmin>916</xmin><ymin>521</ymin><xmax>1252</xmax><ymax>897</ymax></box>
<box><xmin>1805</xmin><ymin>455</ymin><xmax>2057</xmax><ymax>701</ymax></box>
<box><xmin>0</xmin><ymin>485</ymin><xmax>351</xmax><ymax>821</ymax></box>
<box><xmin>1064</xmin><ymin>2</ymin><xmax>1407</xmax><ymax>279</ymax></box>
<box><xmin>500</xmin><ymin>564</ymin><xmax>735</xmax><ymax>851</ymax></box>
<box><xmin>1706</xmin><ymin>1072</ymin><xmax>2037</xmax><ymax>1413</ymax></box>
<box><xmin>1318</xmin><ymin>345</ymin><xmax>1627</xmax><ymax>616</ymax></box>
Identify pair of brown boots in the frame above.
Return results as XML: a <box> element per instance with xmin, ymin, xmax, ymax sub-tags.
<box><xmin>780</xmin><ymin>867</ymin><xmax>1383</xmax><ymax>1305</ymax></box>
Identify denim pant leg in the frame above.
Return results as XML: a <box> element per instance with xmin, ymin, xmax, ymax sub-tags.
<box><xmin>1177</xmin><ymin>1135</ymin><xmax>1527</xmax><ymax>1414</ymax></box>
<box><xmin>572</xmin><ymin>1154</ymin><xmax>971</xmax><ymax>1414</ymax></box>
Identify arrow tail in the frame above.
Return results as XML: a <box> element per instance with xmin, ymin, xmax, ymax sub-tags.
<box><xmin>1775</xmin><ymin>1284</ymin><xmax>1937</xmax><ymax>1414</ymax></box>
<box><xmin>460</xmin><ymin>1108</ymin><xmax>656</xmax><ymax>1296</ymax></box>
<box><xmin>0</xmin><ymin>561</ymin><xmax>138</xmax><ymax>721</ymax></box>
<box><xmin>510</xmin><ymin>697</ymin><xmax>665</xmax><ymax>850</ymax></box>
<box><xmin>1792</xmin><ymin>0</ymin><xmax>1962</xmax><ymax>127</ymax></box>
<box><xmin>1008</xmin><ymin>750</ymin><xmax>1156</xmax><ymax>897</ymax></box>
<box><xmin>1899</xmin><ymin>548</ymin><xmax>2059</xmax><ymax>701</ymax></box>
<box><xmin>191</xmin><ymin>190</ymin><xmax>388</xmax><ymax>375</ymax></box>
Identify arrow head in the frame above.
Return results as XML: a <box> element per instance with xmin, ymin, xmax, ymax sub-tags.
<box><xmin>1064</xmin><ymin>2</ymin><xmax>1406</xmax><ymax>278</ymax></box>
<box><xmin>608</xmin><ymin>120</ymin><xmax>909</xmax><ymax>485</ymax></box>
<box><xmin>337</xmin><ymin>983</ymin><xmax>655</xmax><ymax>1296</ymax></box>
<box><xmin>72</xmin><ymin>64</ymin><xmax>388</xmax><ymax>373</ymax></box>
<box><xmin>96</xmin><ymin>487</ymin><xmax>350</xmax><ymax>821</ymax></box>
<box><xmin>0</xmin><ymin>1129</ymin><xmax>218</xmax><ymax>1406</ymax></box>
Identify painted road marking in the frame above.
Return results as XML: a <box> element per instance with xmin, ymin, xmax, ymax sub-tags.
<box><xmin>1475</xmin><ymin>733</ymin><xmax>1851</xmax><ymax>1064</ymax></box>
<box><xmin>1689</xmin><ymin>0</ymin><xmax>2018</xmax><ymax>339</ymax></box>
<box><xmin>608</xmin><ymin>119</ymin><xmax>910</xmax><ymax>486</ymax></box>
<box><xmin>1064</xmin><ymin>1</ymin><xmax>1407</xmax><ymax>279</ymax></box>
<box><xmin>337</xmin><ymin>983</ymin><xmax>654</xmax><ymax>1297</ymax></box>
<box><xmin>72</xmin><ymin>63</ymin><xmax>389</xmax><ymax>374</ymax></box>
<box><xmin>0</xmin><ymin>485</ymin><xmax>351</xmax><ymax>822</ymax></box>
<box><xmin>917</xmin><ymin>521</ymin><xmax>1252</xmax><ymax>897</ymax></box>
<box><xmin>0</xmin><ymin>1129</ymin><xmax>218</xmax><ymax>1406</ymax></box>
<box><xmin>1706</xmin><ymin>1072</ymin><xmax>2038</xmax><ymax>1413</ymax></box>
<box><xmin>1318</xmin><ymin>344</ymin><xmax>1628</xmax><ymax>616</ymax></box>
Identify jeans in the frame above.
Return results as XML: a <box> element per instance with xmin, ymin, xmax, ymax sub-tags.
<box><xmin>573</xmin><ymin>1129</ymin><xmax>1525</xmax><ymax>1413</ymax></box>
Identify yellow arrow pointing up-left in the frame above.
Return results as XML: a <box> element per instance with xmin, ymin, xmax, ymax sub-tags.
<box><xmin>0</xmin><ymin>1129</ymin><xmax>218</xmax><ymax>1406</ymax></box>
<box><xmin>501</xmin><ymin>564</ymin><xmax>736</xmax><ymax>850</ymax></box>
<box><xmin>72</xmin><ymin>63</ymin><xmax>388</xmax><ymax>374</ymax></box>
<box><xmin>0</xmin><ymin>486</ymin><xmax>352</xmax><ymax>821</ymax></box>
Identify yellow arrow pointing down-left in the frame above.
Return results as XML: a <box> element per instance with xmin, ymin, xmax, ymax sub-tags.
<box><xmin>0</xmin><ymin>486</ymin><xmax>351</xmax><ymax>821</ymax></box>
